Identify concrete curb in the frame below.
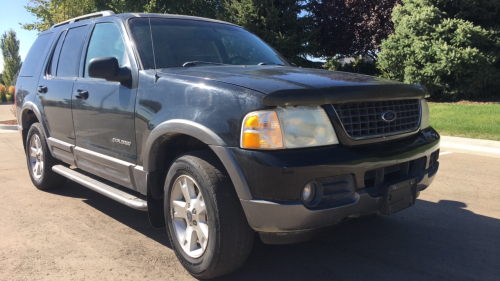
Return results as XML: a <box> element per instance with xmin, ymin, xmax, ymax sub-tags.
<box><xmin>440</xmin><ymin>136</ymin><xmax>500</xmax><ymax>154</ymax></box>
<box><xmin>0</xmin><ymin>124</ymin><xmax>18</xmax><ymax>133</ymax></box>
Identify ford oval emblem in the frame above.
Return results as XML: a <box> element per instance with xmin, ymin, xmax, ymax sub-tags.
<box><xmin>382</xmin><ymin>110</ymin><xmax>397</xmax><ymax>122</ymax></box>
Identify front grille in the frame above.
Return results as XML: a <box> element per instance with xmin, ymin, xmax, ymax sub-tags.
<box><xmin>332</xmin><ymin>99</ymin><xmax>421</xmax><ymax>139</ymax></box>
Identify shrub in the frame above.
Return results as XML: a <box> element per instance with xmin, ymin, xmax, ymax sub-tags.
<box><xmin>0</xmin><ymin>84</ymin><xmax>6</xmax><ymax>102</ymax></box>
<box><xmin>8</xmin><ymin>85</ymin><xmax>15</xmax><ymax>95</ymax></box>
<box><xmin>326</xmin><ymin>56</ymin><xmax>382</xmax><ymax>77</ymax></box>
<box><xmin>378</xmin><ymin>0</ymin><xmax>500</xmax><ymax>100</ymax></box>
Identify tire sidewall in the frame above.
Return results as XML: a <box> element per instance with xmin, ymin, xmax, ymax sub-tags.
<box><xmin>164</xmin><ymin>159</ymin><xmax>219</xmax><ymax>274</ymax></box>
<box><xmin>26</xmin><ymin>124</ymin><xmax>46</xmax><ymax>186</ymax></box>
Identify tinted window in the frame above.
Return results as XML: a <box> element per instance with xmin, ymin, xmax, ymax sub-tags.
<box><xmin>84</xmin><ymin>23</ymin><xmax>126</xmax><ymax>78</ymax></box>
<box><xmin>19</xmin><ymin>32</ymin><xmax>54</xmax><ymax>77</ymax></box>
<box><xmin>129</xmin><ymin>18</ymin><xmax>289</xmax><ymax>69</ymax></box>
<box><xmin>57</xmin><ymin>26</ymin><xmax>87</xmax><ymax>77</ymax></box>
<box><xmin>47</xmin><ymin>31</ymin><xmax>67</xmax><ymax>76</ymax></box>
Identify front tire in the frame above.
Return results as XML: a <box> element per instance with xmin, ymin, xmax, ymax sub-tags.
<box><xmin>164</xmin><ymin>151</ymin><xmax>254</xmax><ymax>279</ymax></box>
<box><xmin>26</xmin><ymin>123</ymin><xmax>66</xmax><ymax>190</ymax></box>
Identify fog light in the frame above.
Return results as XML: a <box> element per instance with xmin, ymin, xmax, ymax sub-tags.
<box><xmin>302</xmin><ymin>182</ymin><xmax>317</xmax><ymax>204</ymax></box>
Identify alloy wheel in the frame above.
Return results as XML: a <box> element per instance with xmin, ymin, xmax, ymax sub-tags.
<box><xmin>170</xmin><ymin>175</ymin><xmax>209</xmax><ymax>258</ymax></box>
<box><xmin>29</xmin><ymin>134</ymin><xmax>44</xmax><ymax>180</ymax></box>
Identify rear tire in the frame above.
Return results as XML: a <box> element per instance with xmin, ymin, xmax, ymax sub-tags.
<box><xmin>25</xmin><ymin>123</ymin><xmax>66</xmax><ymax>190</ymax></box>
<box><xmin>164</xmin><ymin>151</ymin><xmax>254</xmax><ymax>279</ymax></box>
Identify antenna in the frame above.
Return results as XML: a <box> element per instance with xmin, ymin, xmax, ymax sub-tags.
<box><xmin>148</xmin><ymin>15</ymin><xmax>160</xmax><ymax>83</ymax></box>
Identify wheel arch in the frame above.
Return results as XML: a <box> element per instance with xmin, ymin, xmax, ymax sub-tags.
<box><xmin>143</xmin><ymin>119</ymin><xmax>252</xmax><ymax>201</ymax></box>
<box><xmin>19</xmin><ymin>102</ymin><xmax>45</xmax><ymax>149</ymax></box>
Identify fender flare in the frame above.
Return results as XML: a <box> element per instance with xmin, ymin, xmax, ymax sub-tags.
<box><xmin>143</xmin><ymin>119</ymin><xmax>252</xmax><ymax>200</ymax></box>
<box><xmin>19</xmin><ymin>101</ymin><xmax>49</xmax><ymax>138</ymax></box>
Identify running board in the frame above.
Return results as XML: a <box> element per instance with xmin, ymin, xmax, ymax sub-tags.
<box><xmin>52</xmin><ymin>165</ymin><xmax>148</xmax><ymax>211</ymax></box>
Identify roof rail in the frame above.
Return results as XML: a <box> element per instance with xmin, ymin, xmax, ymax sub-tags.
<box><xmin>51</xmin><ymin>10</ymin><xmax>115</xmax><ymax>28</ymax></box>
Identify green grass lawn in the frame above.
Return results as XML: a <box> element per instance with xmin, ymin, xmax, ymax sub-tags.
<box><xmin>429</xmin><ymin>103</ymin><xmax>500</xmax><ymax>141</ymax></box>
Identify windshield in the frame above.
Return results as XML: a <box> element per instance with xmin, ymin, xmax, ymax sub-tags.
<box><xmin>129</xmin><ymin>18</ymin><xmax>289</xmax><ymax>69</ymax></box>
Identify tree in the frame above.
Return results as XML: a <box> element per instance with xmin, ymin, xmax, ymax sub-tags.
<box><xmin>144</xmin><ymin>0</ymin><xmax>228</xmax><ymax>20</ymax></box>
<box><xmin>0</xmin><ymin>84</ymin><xmax>6</xmax><ymax>102</ymax></box>
<box><xmin>22</xmin><ymin>0</ymin><xmax>100</xmax><ymax>32</ymax></box>
<box><xmin>227</xmin><ymin>0</ymin><xmax>309</xmax><ymax>63</ymax></box>
<box><xmin>307</xmin><ymin>0</ymin><xmax>401</xmax><ymax>60</ymax></box>
<box><xmin>378</xmin><ymin>0</ymin><xmax>500</xmax><ymax>99</ymax></box>
<box><xmin>22</xmin><ymin>0</ymin><xmax>314</xmax><ymax>64</ymax></box>
<box><xmin>1</xmin><ymin>30</ymin><xmax>22</xmax><ymax>87</ymax></box>
<box><xmin>325</xmin><ymin>56</ymin><xmax>381</xmax><ymax>76</ymax></box>
<box><xmin>308</xmin><ymin>0</ymin><xmax>401</xmax><ymax>60</ymax></box>
<box><xmin>22</xmin><ymin>0</ymin><xmax>226</xmax><ymax>33</ymax></box>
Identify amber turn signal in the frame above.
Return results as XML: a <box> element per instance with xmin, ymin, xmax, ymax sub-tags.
<box><xmin>241</xmin><ymin>111</ymin><xmax>283</xmax><ymax>149</ymax></box>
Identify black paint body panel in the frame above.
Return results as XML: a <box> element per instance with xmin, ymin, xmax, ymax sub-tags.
<box><xmin>134</xmin><ymin>70</ymin><xmax>266</xmax><ymax>165</ymax></box>
<box><xmin>15</xmin><ymin>13</ymin><xmax>440</xmax><ymax>239</ymax></box>
<box><xmin>231</xmin><ymin>127</ymin><xmax>439</xmax><ymax>201</ymax></box>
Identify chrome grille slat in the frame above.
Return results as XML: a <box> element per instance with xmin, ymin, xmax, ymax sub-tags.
<box><xmin>332</xmin><ymin>99</ymin><xmax>421</xmax><ymax>140</ymax></box>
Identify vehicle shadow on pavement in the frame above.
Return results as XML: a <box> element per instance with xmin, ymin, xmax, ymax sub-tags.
<box><xmin>218</xmin><ymin>199</ymin><xmax>500</xmax><ymax>281</ymax></box>
<box><xmin>49</xmin><ymin>180</ymin><xmax>172</xmax><ymax>248</ymax></box>
<box><xmin>49</xmin><ymin>182</ymin><xmax>500</xmax><ymax>280</ymax></box>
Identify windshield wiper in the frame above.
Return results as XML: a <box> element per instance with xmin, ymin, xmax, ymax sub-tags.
<box><xmin>258</xmin><ymin>62</ymin><xmax>285</xmax><ymax>66</ymax></box>
<box><xmin>182</xmin><ymin>61</ymin><xmax>226</xmax><ymax>67</ymax></box>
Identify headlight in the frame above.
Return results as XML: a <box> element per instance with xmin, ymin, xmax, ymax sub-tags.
<box><xmin>420</xmin><ymin>99</ymin><xmax>430</xmax><ymax>129</ymax></box>
<box><xmin>241</xmin><ymin>106</ymin><xmax>338</xmax><ymax>149</ymax></box>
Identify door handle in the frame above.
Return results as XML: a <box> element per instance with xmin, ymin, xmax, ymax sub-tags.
<box><xmin>38</xmin><ymin>85</ymin><xmax>48</xmax><ymax>94</ymax></box>
<box><xmin>75</xmin><ymin>90</ymin><xmax>89</xmax><ymax>100</ymax></box>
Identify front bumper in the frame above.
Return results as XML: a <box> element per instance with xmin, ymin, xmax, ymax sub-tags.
<box><xmin>231</xmin><ymin>127</ymin><xmax>440</xmax><ymax>242</ymax></box>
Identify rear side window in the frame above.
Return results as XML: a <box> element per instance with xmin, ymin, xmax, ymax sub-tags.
<box><xmin>56</xmin><ymin>26</ymin><xmax>87</xmax><ymax>77</ymax></box>
<box><xmin>47</xmin><ymin>31</ymin><xmax>67</xmax><ymax>77</ymax></box>
<box><xmin>19</xmin><ymin>32</ymin><xmax>54</xmax><ymax>77</ymax></box>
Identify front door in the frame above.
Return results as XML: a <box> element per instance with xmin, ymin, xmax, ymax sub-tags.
<box><xmin>72</xmin><ymin>22</ymin><xmax>138</xmax><ymax>188</ymax></box>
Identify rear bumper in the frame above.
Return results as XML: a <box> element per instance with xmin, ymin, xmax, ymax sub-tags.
<box><xmin>231</xmin><ymin>127</ymin><xmax>440</xmax><ymax>242</ymax></box>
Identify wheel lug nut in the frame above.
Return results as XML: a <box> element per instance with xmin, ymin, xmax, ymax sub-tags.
<box><xmin>192</xmin><ymin>209</ymin><xmax>196</xmax><ymax>214</ymax></box>
<box><xmin>193</xmin><ymin>221</ymin><xmax>197</xmax><ymax>226</ymax></box>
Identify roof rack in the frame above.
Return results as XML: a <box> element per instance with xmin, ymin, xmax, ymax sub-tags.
<box><xmin>51</xmin><ymin>10</ymin><xmax>115</xmax><ymax>28</ymax></box>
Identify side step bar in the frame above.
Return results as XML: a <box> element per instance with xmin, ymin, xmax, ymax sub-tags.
<box><xmin>52</xmin><ymin>165</ymin><xmax>148</xmax><ymax>211</ymax></box>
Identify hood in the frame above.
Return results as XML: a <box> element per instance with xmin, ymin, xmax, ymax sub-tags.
<box><xmin>158</xmin><ymin>66</ymin><xmax>426</xmax><ymax>106</ymax></box>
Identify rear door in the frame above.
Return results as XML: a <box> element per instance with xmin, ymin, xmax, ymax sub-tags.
<box><xmin>71</xmin><ymin>21</ymin><xmax>139</xmax><ymax>188</ymax></box>
<box><xmin>37</xmin><ymin>25</ymin><xmax>89</xmax><ymax>164</ymax></box>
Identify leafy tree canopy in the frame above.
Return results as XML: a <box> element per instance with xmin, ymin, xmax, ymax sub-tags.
<box><xmin>307</xmin><ymin>0</ymin><xmax>401</xmax><ymax>59</ymax></box>
<box><xmin>378</xmin><ymin>0</ymin><xmax>500</xmax><ymax>99</ymax></box>
<box><xmin>22</xmin><ymin>0</ymin><xmax>309</xmax><ymax>63</ymax></box>
<box><xmin>226</xmin><ymin>0</ymin><xmax>308</xmax><ymax>62</ymax></box>
<box><xmin>22</xmin><ymin>0</ymin><xmax>98</xmax><ymax>32</ymax></box>
<box><xmin>22</xmin><ymin>0</ymin><xmax>228</xmax><ymax>32</ymax></box>
<box><xmin>1</xmin><ymin>29</ymin><xmax>22</xmax><ymax>87</ymax></box>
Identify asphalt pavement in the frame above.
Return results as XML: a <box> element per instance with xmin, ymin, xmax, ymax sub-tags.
<box><xmin>0</xmin><ymin>130</ymin><xmax>499</xmax><ymax>280</ymax></box>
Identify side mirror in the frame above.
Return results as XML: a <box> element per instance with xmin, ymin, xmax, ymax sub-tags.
<box><xmin>88</xmin><ymin>57</ymin><xmax>131</xmax><ymax>84</ymax></box>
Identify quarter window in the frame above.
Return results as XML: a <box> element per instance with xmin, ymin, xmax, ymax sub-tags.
<box><xmin>84</xmin><ymin>23</ymin><xmax>126</xmax><ymax>78</ymax></box>
<box><xmin>19</xmin><ymin>32</ymin><xmax>54</xmax><ymax>77</ymax></box>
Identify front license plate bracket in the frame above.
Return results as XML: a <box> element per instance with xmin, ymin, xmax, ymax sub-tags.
<box><xmin>379</xmin><ymin>178</ymin><xmax>417</xmax><ymax>215</ymax></box>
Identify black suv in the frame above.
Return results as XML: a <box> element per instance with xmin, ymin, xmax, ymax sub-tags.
<box><xmin>15</xmin><ymin>11</ymin><xmax>440</xmax><ymax>279</ymax></box>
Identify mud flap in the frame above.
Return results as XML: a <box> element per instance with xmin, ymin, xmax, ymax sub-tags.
<box><xmin>147</xmin><ymin>186</ymin><xmax>166</xmax><ymax>228</ymax></box>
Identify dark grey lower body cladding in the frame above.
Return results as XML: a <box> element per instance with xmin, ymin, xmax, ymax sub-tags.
<box><xmin>52</xmin><ymin>165</ymin><xmax>147</xmax><ymax>211</ymax></box>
